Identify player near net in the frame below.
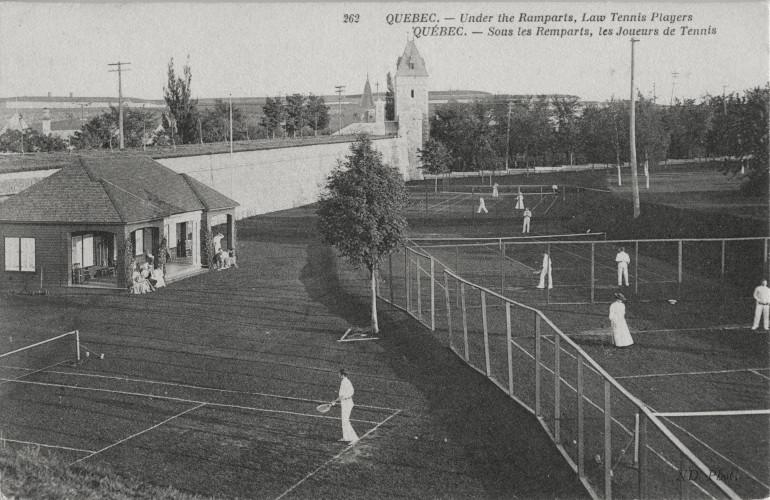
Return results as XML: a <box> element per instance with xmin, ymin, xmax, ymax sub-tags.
<box><xmin>616</xmin><ymin>247</ymin><xmax>630</xmax><ymax>287</ymax></box>
<box><xmin>752</xmin><ymin>279</ymin><xmax>770</xmax><ymax>331</ymax></box>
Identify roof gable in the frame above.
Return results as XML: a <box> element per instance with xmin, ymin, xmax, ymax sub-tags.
<box><xmin>181</xmin><ymin>174</ymin><xmax>238</xmax><ymax>211</ymax></box>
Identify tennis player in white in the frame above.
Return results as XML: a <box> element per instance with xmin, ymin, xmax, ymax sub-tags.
<box><xmin>609</xmin><ymin>293</ymin><xmax>634</xmax><ymax>347</ymax></box>
<box><xmin>477</xmin><ymin>197</ymin><xmax>488</xmax><ymax>214</ymax></box>
<box><xmin>537</xmin><ymin>252</ymin><xmax>553</xmax><ymax>289</ymax></box>
<box><xmin>616</xmin><ymin>247</ymin><xmax>630</xmax><ymax>287</ymax></box>
<box><xmin>752</xmin><ymin>279</ymin><xmax>770</xmax><ymax>331</ymax></box>
<box><xmin>522</xmin><ymin>208</ymin><xmax>532</xmax><ymax>233</ymax></box>
<box><xmin>332</xmin><ymin>369</ymin><xmax>359</xmax><ymax>443</ymax></box>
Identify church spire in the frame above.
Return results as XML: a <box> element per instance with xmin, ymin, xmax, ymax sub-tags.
<box><xmin>360</xmin><ymin>73</ymin><xmax>374</xmax><ymax>109</ymax></box>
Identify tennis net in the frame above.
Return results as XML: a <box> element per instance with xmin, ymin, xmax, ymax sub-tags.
<box><xmin>0</xmin><ymin>330</ymin><xmax>81</xmax><ymax>381</ymax></box>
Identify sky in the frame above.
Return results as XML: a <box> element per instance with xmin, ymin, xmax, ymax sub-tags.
<box><xmin>0</xmin><ymin>1</ymin><xmax>767</xmax><ymax>102</ymax></box>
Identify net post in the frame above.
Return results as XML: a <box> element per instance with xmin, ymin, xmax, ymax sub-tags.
<box><xmin>506</xmin><ymin>302</ymin><xmax>513</xmax><ymax>395</ymax></box>
<box><xmin>634</xmin><ymin>240</ymin><xmax>639</xmax><ymax>295</ymax></box>
<box><xmin>461</xmin><ymin>282</ymin><xmax>469</xmax><ymax>361</ymax></box>
<box><xmin>75</xmin><ymin>329</ymin><xmax>80</xmax><ymax>362</ymax></box>
<box><xmin>720</xmin><ymin>239</ymin><xmax>726</xmax><ymax>281</ymax></box>
<box><xmin>430</xmin><ymin>257</ymin><xmax>435</xmax><ymax>331</ymax></box>
<box><xmin>535</xmin><ymin>313</ymin><xmax>541</xmax><ymax>417</ymax></box>
<box><xmin>577</xmin><ymin>353</ymin><xmax>585</xmax><ymax>478</ymax></box>
<box><xmin>554</xmin><ymin>333</ymin><xmax>561</xmax><ymax>442</ymax></box>
<box><xmin>417</xmin><ymin>261</ymin><xmax>422</xmax><ymax>319</ymax></box>
<box><xmin>604</xmin><ymin>379</ymin><xmax>612</xmax><ymax>500</ymax></box>
<box><xmin>444</xmin><ymin>271</ymin><xmax>452</xmax><ymax>347</ymax></box>
<box><xmin>638</xmin><ymin>412</ymin><xmax>649</xmax><ymax>500</ymax></box>
<box><xmin>482</xmin><ymin>291</ymin><xmax>491</xmax><ymax>376</ymax></box>
<box><xmin>590</xmin><ymin>243</ymin><xmax>596</xmax><ymax>304</ymax></box>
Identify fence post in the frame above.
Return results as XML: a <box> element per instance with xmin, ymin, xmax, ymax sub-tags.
<box><xmin>506</xmin><ymin>302</ymin><xmax>513</xmax><ymax>395</ymax></box>
<box><xmin>535</xmin><ymin>313</ymin><xmax>541</xmax><ymax>417</ymax></box>
<box><xmin>679</xmin><ymin>451</ymin><xmax>690</xmax><ymax>500</ymax></box>
<box><xmin>405</xmin><ymin>249</ymin><xmax>410</xmax><ymax>313</ymax></box>
<box><xmin>720</xmin><ymin>240</ymin><xmax>726</xmax><ymax>282</ymax></box>
<box><xmin>482</xmin><ymin>291</ymin><xmax>491</xmax><ymax>376</ymax></box>
<box><xmin>500</xmin><ymin>239</ymin><xmax>505</xmax><ymax>294</ymax></box>
<box><xmin>765</xmin><ymin>238</ymin><xmax>769</xmax><ymax>276</ymax></box>
<box><xmin>389</xmin><ymin>253</ymin><xmax>394</xmax><ymax>310</ymax></box>
<box><xmin>546</xmin><ymin>243</ymin><xmax>551</xmax><ymax>304</ymax></box>
<box><xmin>590</xmin><ymin>243</ymin><xmax>596</xmax><ymax>304</ymax></box>
<box><xmin>444</xmin><ymin>272</ymin><xmax>452</xmax><ymax>347</ymax></box>
<box><xmin>430</xmin><ymin>257</ymin><xmax>435</xmax><ymax>331</ymax></box>
<box><xmin>677</xmin><ymin>240</ymin><xmax>683</xmax><ymax>297</ymax></box>
<box><xmin>554</xmin><ymin>334</ymin><xmax>561</xmax><ymax>442</ymax></box>
<box><xmin>461</xmin><ymin>282</ymin><xmax>469</xmax><ymax>361</ymax></box>
<box><xmin>638</xmin><ymin>412</ymin><xmax>648</xmax><ymax>500</ymax></box>
<box><xmin>634</xmin><ymin>241</ymin><xmax>639</xmax><ymax>295</ymax></box>
<box><xmin>577</xmin><ymin>353</ymin><xmax>585</xmax><ymax>479</ymax></box>
<box><xmin>417</xmin><ymin>260</ymin><xmax>423</xmax><ymax>319</ymax></box>
<box><xmin>604</xmin><ymin>379</ymin><xmax>612</xmax><ymax>499</ymax></box>
<box><xmin>604</xmin><ymin>380</ymin><xmax>612</xmax><ymax>500</ymax></box>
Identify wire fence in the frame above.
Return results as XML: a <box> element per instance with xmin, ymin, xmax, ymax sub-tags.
<box><xmin>373</xmin><ymin>242</ymin><xmax>758</xmax><ymax>499</ymax></box>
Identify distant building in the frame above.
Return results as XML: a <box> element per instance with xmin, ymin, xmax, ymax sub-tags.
<box><xmin>0</xmin><ymin>156</ymin><xmax>237</xmax><ymax>290</ymax></box>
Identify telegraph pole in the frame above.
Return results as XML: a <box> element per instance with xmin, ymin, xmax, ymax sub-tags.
<box><xmin>670</xmin><ymin>71</ymin><xmax>679</xmax><ymax>105</ymax></box>
<box><xmin>229</xmin><ymin>93</ymin><xmax>233</xmax><ymax>154</ymax></box>
<box><xmin>108</xmin><ymin>61</ymin><xmax>130</xmax><ymax>150</ymax></box>
<box><xmin>722</xmin><ymin>85</ymin><xmax>728</xmax><ymax>114</ymax></box>
<box><xmin>335</xmin><ymin>85</ymin><xmax>345</xmax><ymax>134</ymax></box>
<box><xmin>505</xmin><ymin>99</ymin><xmax>513</xmax><ymax>171</ymax></box>
<box><xmin>629</xmin><ymin>39</ymin><xmax>641</xmax><ymax>218</ymax></box>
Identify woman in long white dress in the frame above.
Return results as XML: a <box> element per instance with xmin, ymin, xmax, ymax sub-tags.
<box><xmin>609</xmin><ymin>293</ymin><xmax>634</xmax><ymax>347</ymax></box>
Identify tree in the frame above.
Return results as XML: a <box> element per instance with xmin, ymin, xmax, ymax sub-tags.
<box><xmin>552</xmin><ymin>96</ymin><xmax>581</xmax><ymax>165</ymax></box>
<box><xmin>261</xmin><ymin>96</ymin><xmax>285</xmax><ymax>139</ymax></box>
<box><xmin>418</xmin><ymin>139</ymin><xmax>451</xmax><ymax>192</ymax></box>
<box><xmin>284</xmin><ymin>93</ymin><xmax>306</xmax><ymax>137</ymax></box>
<box><xmin>70</xmin><ymin>106</ymin><xmax>157</xmax><ymax>149</ymax></box>
<box><xmin>385</xmin><ymin>72</ymin><xmax>395</xmax><ymax>121</ymax></box>
<box><xmin>305</xmin><ymin>94</ymin><xmax>329</xmax><ymax>135</ymax></box>
<box><xmin>316</xmin><ymin>135</ymin><xmax>408</xmax><ymax>334</ymax></box>
<box><xmin>0</xmin><ymin>128</ymin><xmax>67</xmax><ymax>153</ymax></box>
<box><xmin>163</xmin><ymin>57</ymin><xmax>199</xmax><ymax>144</ymax></box>
<box><xmin>200</xmin><ymin>99</ymin><xmax>248</xmax><ymax>143</ymax></box>
<box><xmin>634</xmin><ymin>95</ymin><xmax>670</xmax><ymax>168</ymax></box>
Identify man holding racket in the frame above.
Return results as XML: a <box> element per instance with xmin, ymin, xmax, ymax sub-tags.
<box><xmin>331</xmin><ymin>369</ymin><xmax>359</xmax><ymax>443</ymax></box>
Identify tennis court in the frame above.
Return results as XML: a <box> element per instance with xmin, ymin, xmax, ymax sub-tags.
<box><xmin>0</xmin><ymin>330</ymin><xmax>402</xmax><ymax>498</ymax></box>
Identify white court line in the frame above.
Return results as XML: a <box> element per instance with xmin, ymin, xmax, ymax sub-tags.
<box><xmin>26</xmin><ymin>368</ymin><xmax>402</xmax><ymax>413</ymax></box>
<box><xmin>653</xmin><ymin>409</ymin><xmax>770</xmax><ymax>417</ymax></box>
<box><xmin>0</xmin><ymin>377</ymin><xmax>380</xmax><ymax>425</ymax></box>
<box><xmin>0</xmin><ymin>438</ymin><xmax>94</xmax><ymax>454</ymax></box>
<box><xmin>657</xmin><ymin>411</ymin><xmax>770</xmax><ymax>491</ymax></box>
<box><xmin>615</xmin><ymin>367</ymin><xmax>770</xmax><ymax>380</ymax></box>
<box><xmin>750</xmin><ymin>370</ymin><xmax>770</xmax><ymax>382</ymax></box>
<box><xmin>630</xmin><ymin>325</ymin><xmax>745</xmax><ymax>334</ymax></box>
<box><xmin>71</xmin><ymin>402</ymin><xmax>206</xmax><ymax>465</ymax></box>
<box><xmin>0</xmin><ymin>360</ymin><xmax>69</xmax><ymax>388</ymax></box>
<box><xmin>274</xmin><ymin>409</ymin><xmax>403</xmax><ymax>500</ymax></box>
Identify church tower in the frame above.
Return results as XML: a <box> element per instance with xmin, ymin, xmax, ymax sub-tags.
<box><xmin>395</xmin><ymin>40</ymin><xmax>429</xmax><ymax>169</ymax></box>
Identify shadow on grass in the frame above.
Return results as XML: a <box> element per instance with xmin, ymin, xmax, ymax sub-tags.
<box><xmin>300</xmin><ymin>236</ymin><xmax>589</xmax><ymax>498</ymax></box>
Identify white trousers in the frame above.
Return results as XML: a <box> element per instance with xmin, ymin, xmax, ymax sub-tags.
<box><xmin>340</xmin><ymin>399</ymin><xmax>359</xmax><ymax>442</ymax></box>
<box><xmin>538</xmin><ymin>265</ymin><xmax>552</xmax><ymax>289</ymax></box>
<box><xmin>522</xmin><ymin>218</ymin><xmax>530</xmax><ymax>233</ymax></box>
<box><xmin>617</xmin><ymin>263</ymin><xmax>629</xmax><ymax>286</ymax></box>
<box><xmin>753</xmin><ymin>303</ymin><xmax>769</xmax><ymax>329</ymax></box>
<box><xmin>477</xmin><ymin>202</ymin><xmax>488</xmax><ymax>214</ymax></box>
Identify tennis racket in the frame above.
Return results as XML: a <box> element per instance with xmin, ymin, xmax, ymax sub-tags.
<box><xmin>316</xmin><ymin>402</ymin><xmax>334</xmax><ymax>414</ymax></box>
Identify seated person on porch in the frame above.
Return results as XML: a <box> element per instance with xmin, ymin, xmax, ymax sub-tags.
<box><xmin>131</xmin><ymin>263</ymin><xmax>153</xmax><ymax>294</ymax></box>
<box><xmin>151</xmin><ymin>265</ymin><xmax>166</xmax><ymax>288</ymax></box>
<box><xmin>226</xmin><ymin>249</ymin><xmax>238</xmax><ymax>269</ymax></box>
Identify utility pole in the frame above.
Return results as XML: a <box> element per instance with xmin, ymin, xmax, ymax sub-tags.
<box><xmin>198</xmin><ymin>117</ymin><xmax>203</xmax><ymax>144</ymax></box>
<box><xmin>335</xmin><ymin>85</ymin><xmax>345</xmax><ymax>135</ymax></box>
<box><xmin>670</xmin><ymin>71</ymin><xmax>679</xmax><ymax>105</ymax></box>
<box><xmin>229</xmin><ymin>93</ymin><xmax>233</xmax><ymax>154</ymax></box>
<box><xmin>629</xmin><ymin>39</ymin><xmax>641</xmax><ymax>218</ymax></box>
<box><xmin>108</xmin><ymin>61</ymin><xmax>130</xmax><ymax>150</ymax></box>
<box><xmin>79</xmin><ymin>102</ymin><xmax>91</xmax><ymax>122</ymax></box>
<box><xmin>505</xmin><ymin>99</ymin><xmax>513</xmax><ymax>171</ymax></box>
<box><xmin>722</xmin><ymin>85</ymin><xmax>728</xmax><ymax>114</ymax></box>
<box><xmin>652</xmin><ymin>82</ymin><xmax>656</xmax><ymax>103</ymax></box>
<box><xmin>142</xmin><ymin>104</ymin><xmax>146</xmax><ymax>151</ymax></box>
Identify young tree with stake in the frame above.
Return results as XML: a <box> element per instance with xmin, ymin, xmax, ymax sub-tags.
<box><xmin>317</xmin><ymin>135</ymin><xmax>408</xmax><ymax>334</ymax></box>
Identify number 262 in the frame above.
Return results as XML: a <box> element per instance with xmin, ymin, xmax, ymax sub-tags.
<box><xmin>343</xmin><ymin>14</ymin><xmax>360</xmax><ymax>23</ymax></box>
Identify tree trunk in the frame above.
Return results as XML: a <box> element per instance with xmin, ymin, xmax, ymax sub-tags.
<box><xmin>370</xmin><ymin>268</ymin><xmax>379</xmax><ymax>334</ymax></box>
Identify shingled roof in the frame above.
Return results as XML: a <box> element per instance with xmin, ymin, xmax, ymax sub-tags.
<box><xmin>396</xmin><ymin>40</ymin><xmax>428</xmax><ymax>77</ymax></box>
<box><xmin>0</xmin><ymin>156</ymin><xmax>237</xmax><ymax>224</ymax></box>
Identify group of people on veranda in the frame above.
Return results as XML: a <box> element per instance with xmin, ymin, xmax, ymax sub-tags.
<box><xmin>130</xmin><ymin>253</ymin><xmax>166</xmax><ymax>294</ymax></box>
